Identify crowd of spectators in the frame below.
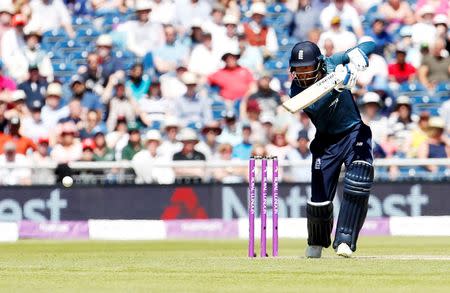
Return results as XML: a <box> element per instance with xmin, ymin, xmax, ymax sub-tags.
<box><xmin>0</xmin><ymin>0</ymin><xmax>449</xmax><ymax>185</ymax></box>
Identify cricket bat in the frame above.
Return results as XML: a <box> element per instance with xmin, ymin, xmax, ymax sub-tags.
<box><xmin>282</xmin><ymin>72</ymin><xmax>344</xmax><ymax>113</ymax></box>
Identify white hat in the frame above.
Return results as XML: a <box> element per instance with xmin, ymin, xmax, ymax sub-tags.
<box><xmin>223</xmin><ymin>14</ymin><xmax>239</xmax><ymax>25</ymax></box>
<box><xmin>419</xmin><ymin>5</ymin><xmax>435</xmax><ymax>16</ymax></box>
<box><xmin>433</xmin><ymin>14</ymin><xmax>448</xmax><ymax>25</ymax></box>
<box><xmin>260</xmin><ymin>113</ymin><xmax>275</xmax><ymax>125</ymax></box>
<box><xmin>46</xmin><ymin>83</ymin><xmax>63</xmax><ymax>97</ymax></box>
<box><xmin>362</xmin><ymin>92</ymin><xmax>381</xmax><ymax>105</ymax></box>
<box><xmin>12</xmin><ymin>90</ymin><xmax>26</xmax><ymax>102</ymax></box>
<box><xmin>96</xmin><ymin>34</ymin><xmax>113</xmax><ymax>47</ymax></box>
<box><xmin>249</xmin><ymin>2</ymin><xmax>266</xmax><ymax>16</ymax></box>
<box><xmin>145</xmin><ymin>129</ymin><xmax>162</xmax><ymax>142</ymax></box>
<box><xmin>177</xmin><ymin>128</ymin><xmax>199</xmax><ymax>142</ymax></box>
<box><xmin>135</xmin><ymin>0</ymin><xmax>153</xmax><ymax>11</ymax></box>
<box><xmin>396</xmin><ymin>95</ymin><xmax>411</xmax><ymax>105</ymax></box>
<box><xmin>191</xmin><ymin>18</ymin><xmax>203</xmax><ymax>28</ymax></box>
<box><xmin>163</xmin><ymin>116</ymin><xmax>180</xmax><ymax>129</ymax></box>
<box><xmin>428</xmin><ymin>117</ymin><xmax>445</xmax><ymax>129</ymax></box>
<box><xmin>0</xmin><ymin>3</ymin><xmax>14</xmax><ymax>14</ymax></box>
<box><xmin>181</xmin><ymin>72</ymin><xmax>198</xmax><ymax>85</ymax></box>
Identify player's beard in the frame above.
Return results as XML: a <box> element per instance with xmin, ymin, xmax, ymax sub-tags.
<box><xmin>291</xmin><ymin>64</ymin><xmax>323</xmax><ymax>88</ymax></box>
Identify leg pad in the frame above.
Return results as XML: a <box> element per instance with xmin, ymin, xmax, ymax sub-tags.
<box><xmin>307</xmin><ymin>201</ymin><xmax>333</xmax><ymax>248</ymax></box>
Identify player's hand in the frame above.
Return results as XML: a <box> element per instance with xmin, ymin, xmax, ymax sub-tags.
<box><xmin>334</xmin><ymin>63</ymin><xmax>358</xmax><ymax>92</ymax></box>
<box><xmin>347</xmin><ymin>48</ymin><xmax>369</xmax><ymax>71</ymax></box>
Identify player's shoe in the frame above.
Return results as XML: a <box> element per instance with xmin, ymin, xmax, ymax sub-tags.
<box><xmin>305</xmin><ymin>245</ymin><xmax>323</xmax><ymax>258</ymax></box>
<box><xmin>335</xmin><ymin>243</ymin><xmax>352</xmax><ymax>258</ymax></box>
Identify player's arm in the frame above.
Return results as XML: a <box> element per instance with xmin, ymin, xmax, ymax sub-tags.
<box><xmin>329</xmin><ymin>41</ymin><xmax>376</xmax><ymax>70</ymax></box>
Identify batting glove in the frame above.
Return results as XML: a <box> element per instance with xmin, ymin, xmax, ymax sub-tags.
<box><xmin>334</xmin><ymin>63</ymin><xmax>358</xmax><ymax>92</ymax></box>
<box><xmin>347</xmin><ymin>47</ymin><xmax>369</xmax><ymax>71</ymax></box>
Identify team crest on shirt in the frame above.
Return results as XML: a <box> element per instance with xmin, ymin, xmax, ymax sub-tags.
<box><xmin>314</xmin><ymin>158</ymin><xmax>321</xmax><ymax>170</ymax></box>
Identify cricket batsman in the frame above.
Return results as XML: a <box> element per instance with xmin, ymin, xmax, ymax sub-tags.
<box><xmin>288</xmin><ymin>40</ymin><xmax>376</xmax><ymax>258</ymax></box>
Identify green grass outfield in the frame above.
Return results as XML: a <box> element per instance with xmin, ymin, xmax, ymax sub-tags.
<box><xmin>1</xmin><ymin>237</ymin><xmax>450</xmax><ymax>292</ymax></box>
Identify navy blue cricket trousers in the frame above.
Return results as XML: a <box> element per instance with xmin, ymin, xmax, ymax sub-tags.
<box><xmin>309</xmin><ymin>122</ymin><xmax>373</xmax><ymax>202</ymax></box>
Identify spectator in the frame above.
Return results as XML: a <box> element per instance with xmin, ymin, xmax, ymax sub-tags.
<box><xmin>174</xmin><ymin>0</ymin><xmax>212</xmax><ymax>33</ymax></box>
<box><xmin>58</xmin><ymin>98</ymin><xmax>83</xmax><ymax>129</ymax></box>
<box><xmin>360</xmin><ymin>92</ymin><xmax>388</xmax><ymax>145</ymax></box>
<box><xmin>121</xmin><ymin>0</ymin><xmax>165</xmax><ymax>58</ymax></box>
<box><xmin>41</xmin><ymin>83</ymin><xmax>69</xmax><ymax>129</ymax></box>
<box><xmin>105</xmin><ymin>78</ymin><xmax>137</xmax><ymax>132</ymax></box>
<box><xmin>218</xmin><ymin>0</ymin><xmax>239</xmax><ymax>18</ymax></box>
<box><xmin>405</xmin><ymin>111</ymin><xmax>430</xmax><ymax>158</ymax></box>
<box><xmin>0</xmin><ymin>141</ymin><xmax>32</xmax><ymax>185</ymax></box>
<box><xmin>126</xmin><ymin>63</ymin><xmax>150</xmax><ymax>101</ymax></box>
<box><xmin>237</xmin><ymin>33</ymin><xmax>264</xmax><ymax>75</ymax></box>
<box><xmin>286</xmin><ymin>111</ymin><xmax>315</xmax><ymax>146</ymax></box>
<box><xmin>7</xmin><ymin>28</ymin><xmax>53</xmax><ymax>82</ymax></box>
<box><xmin>388</xmin><ymin>96</ymin><xmax>416</xmax><ymax>154</ymax></box>
<box><xmin>202</xmin><ymin>4</ymin><xmax>225</xmax><ymax>43</ymax></box>
<box><xmin>188</xmin><ymin>32</ymin><xmax>220</xmax><ymax>79</ymax></box>
<box><xmin>95</xmin><ymin>35</ymin><xmax>124</xmax><ymax>86</ymax></box>
<box><xmin>196</xmin><ymin>121</ymin><xmax>222</xmax><ymax>160</ymax></box>
<box><xmin>92</xmin><ymin>129</ymin><xmax>115</xmax><ymax>161</ymax></box>
<box><xmin>388</xmin><ymin>44</ymin><xmax>416</xmax><ymax>85</ymax></box>
<box><xmin>121</xmin><ymin>122</ymin><xmax>143</xmax><ymax>160</ymax></box>
<box><xmin>5</xmin><ymin>90</ymin><xmax>29</xmax><ymax>120</ymax></box>
<box><xmin>138</xmin><ymin>80</ymin><xmax>172</xmax><ymax>129</ymax></box>
<box><xmin>172</xmin><ymin>127</ymin><xmax>206</xmax><ymax>183</ymax></box>
<box><xmin>260</xmin><ymin>113</ymin><xmax>276</xmax><ymax>145</ymax></box>
<box><xmin>208</xmin><ymin>49</ymin><xmax>255</xmax><ymax>108</ymax></box>
<box><xmin>441</xmin><ymin>99</ymin><xmax>450</xmax><ymax>135</ymax></box>
<box><xmin>434</xmin><ymin>14</ymin><xmax>449</xmax><ymax>52</ymax></box>
<box><xmin>21</xmin><ymin>100</ymin><xmax>48</xmax><ymax>142</ymax></box>
<box><xmin>322</xmin><ymin>38</ymin><xmax>335</xmax><ymax>57</ymax></box>
<box><xmin>175</xmin><ymin>72</ymin><xmax>212</xmax><ymax>128</ymax></box>
<box><xmin>288</xmin><ymin>0</ymin><xmax>322</xmax><ymax>42</ymax></box>
<box><xmin>187</xmin><ymin>20</ymin><xmax>206</xmax><ymax>49</ymax></box>
<box><xmin>320</xmin><ymin>0</ymin><xmax>364</xmax><ymax>37</ymax></box>
<box><xmin>0</xmin><ymin>116</ymin><xmax>36</xmax><ymax>154</ymax></box>
<box><xmin>418</xmin><ymin>117</ymin><xmax>449</xmax><ymax>172</ymax></box>
<box><xmin>18</xmin><ymin>65</ymin><xmax>48</xmax><ymax>109</ymax></box>
<box><xmin>397</xmin><ymin>26</ymin><xmax>422</xmax><ymax>68</ymax></box>
<box><xmin>242</xmin><ymin>2</ymin><xmax>278</xmax><ymax>57</ymax></box>
<box><xmin>132</xmin><ymin>129</ymin><xmax>175</xmax><ymax>184</ymax></box>
<box><xmin>0</xmin><ymin>4</ymin><xmax>14</xmax><ymax>56</ymax></box>
<box><xmin>366</xmin><ymin>15</ymin><xmax>393</xmax><ymax>56</ymax></box>
<box><xmin>418</xmin><ymin>38</ymin><xmax>450</xmax><ymax>90</ymax></box>
<box><xmin>80</xmin><ymin>138</ymin><xmax>95</xmax><ymax>161</ymax></box>
<box><xmin>79</xmin><ymin>52</ymin><xmax>105</xmax><ymax>96</ymax></box>
<box><xmin>285</xmin><ymin>130</ymin><xmax>312</xmax><ymax>182</ymax></box>
<box><xmin>1</xmin><ymin>14</ymin><xmax>26</xmax><ymax>67</ymax></box>
<box><xmin>416</xmin><ymin>0</ymin><xmax>449</xmax><ymax>16</ymax></box>
<box><xmin>411</xmin><ymin>5</ymin><xmax>437</xmax><ymax>48</ymax></box>
<box><xmin>214</xmin><ymin>13</ymin><xmax>239</xmax><ymax>58</ymax></box>
<box><xmin>29</xmin><ymin>137</ymin><xmax>55</xmax><ymax>186</ymax></box>
<box><xmin>153</xmin><ymin>24</ymin><xmax>190</xmax><ymax>75</ymax></box>
<box><xmin>79</xmin><ymin>110</ymin><xmax>106</xmax><ymax>139</ymax></box>
<box><xmin>378</xmin><ymin>0</ymin><xmax>414</xmax><ymax>33</ymax></box>
<box><xmin>151</xmin><ymin>0</ymin><xmax>176</xmax><ymax>25</ymax></box>
<box><xmin>217</xmin><ymin>111</ymin><xmax>242</xmax><ymax>146</ymax></box>
<box><xmin>160</xmin><ymin>63</ymin><xmax>187</xmax><ymax>100</ymax></box>
<box><xmin>105</xmin><ymin>116</ymin><xmax>129</xmax><ymax>156</ymax></box>
<box><xmin>70</xmin><ymin>75</ymin><xmax>103</xmax><ymax>118</ymax></box>
<box><xmin>232</xmin><ymin>124</ymin><xmax>253</xmax><ymax>160</ymax></box>
<box><xmin>50</xmin><ymin>122</ymin><xmax>82</xmax><ymax>163</ymax></box>
<box><xmin>266</xmin><ymin>128</ymin><xmax>293</xmax><ymax>160</ymax></box>
<box><xmin>318</xmin><ymin>15</ymin><xmax>357</xmax><ymax>52</ymax></box>
<box><xmin>212</xmin><ymin>143</ymin><xmax>244</xmax><ymax>183</ymax></box>
<box><xmin>90</xmin><ymin>0</ymin><xmax>132</xmax><ymax>13</ymax></box>
<box><xmin>243</xmin><ymin>71</ymin><xmax>281</xmax><ymax>118</ymax></box>
<box><xmin>28</xmin><ymin>0</ymin><xmax>75</xmax><ymax>38</ymax></box>
<box><xmin>244</xmin><ymin>99</ymin><xmax>264</xmax><ymax>144</ymax></box>
<box><xmin>159</xmin><ymin>117</ymin><xmax>183</xmax><ymax>158</ymax></box>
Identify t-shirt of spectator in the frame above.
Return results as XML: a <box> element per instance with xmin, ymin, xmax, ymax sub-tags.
<box><xmin>29</xmin><ymin>0</ymin><xmax>72</xmax><ymax>33</ymax></box>
<box><xmin>173</xmin><ymin>150</ymin><xmax>206</xmax><ymax>161</ymax></box>
<box><xmin>126</xmin><ymin>77</ymin><xmax>151</xmax><ymax>101</ymax></box>
<box><xmin>120</xmin><ymin>20</ymin><xmax>165</xmax><ymax>57</ymax></box>
<box><xmin>139</xmin><ymin>96</ymin><xmax>172</xmax><ymax>124</ymax></box>
<box><xmin>0</xmin><ymin>75</ymin><xmax>17</xmax><ymax>91</ymax></box>
<box><xmin>0</xmin><ymin>135</ymin><xmax>36</xmax><ymax>155</ymax></box>
<box><xmin>174</xmin><ymin>0</ymin><xmax>211</xmax><ymax>29</ymax></box>
<box><xmin>153</xmin><ymin>42</ymin><xmax>190</xmax><ymax>71</ymax></box>
<box><xmin>41</xmin><ymin>105</ymin><xmax>70</xmax><ymax>129</ymax></box>
<box><xmin>21</xmin><ymin>117</ymin><xmax>49</xmax><ymax>143</ymax></box>
<box><xmin>248</xmin><ymin>89</ymin><xmax>281</xmax><ymax>117</ymax></box>
<box><xmin>175</xmin><ymin>94</ymin><xmax>212</xmax><ymax>128</ymax></box>
<box><xmin>152</xmin><ymin>0</ymin><xmax>177</xmax><ymax>24</ymax></box>
<box><xmin>94</xmin><ymin>148</ymin><xmax>115</xmax><ymax>161</ymax></box>
<box><xmin>421</xmin><ymin>55</ymin><xmax>450</xmax><ymax>84</ymax></box>
<box><xmin>208</xmin><ymin>66</ymin><xmax>254</xmax><ymax>101</ymax></box>
<box><xmin>19</xmin><ymin>79</ymin><xmax>48</xmax><ymax>109</ymax></box>
<box><xmin>77</xmin><ymin>92</ymin><xmax>104</xmax><ymax>112</ymax></box>
<box><xmin>121</xmin><ymin>143</ymin><xmax>143</xmax><ymax>161</ymax></box>
<box><xmin>320</xmin><ymin>3</ymin><xmax>362</xmax><ymax>33</ymax></box>
<box><xmin>100</xmin><ymin>56</ymin><xmax>123</xmax><ymax>85</ymax></box>
<box><xmin>50</xmin><ymin>143</ymin><xmax>83</xmax><ymax>163</ymax></box>
<box><xmin>0</xmin><ymin>153</ymin><xmax>32</xmax><ymax>185</ymax></box>
<box><xmin>188</xmin><ymin>44</ymin><xmax>220</xmax><ymax>77</ymax></box>
<box><xmin>388</xmin><ymin>62</ymin><xmax>416</xmax><ymax>83</ymax></box>
<box><xmin>232</xmin><ymin>142</ymin><xmax>253</xmax><ymax>160</ymax></box>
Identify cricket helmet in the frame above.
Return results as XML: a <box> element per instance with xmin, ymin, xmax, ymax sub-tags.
<box><xmin>289</xmin><ymin>41</ymin><xmax>322</xmax><ymax>68</ymax></box>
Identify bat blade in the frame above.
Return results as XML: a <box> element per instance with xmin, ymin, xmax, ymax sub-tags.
<box><xmin>282</xmin><ymin>72</ymin><xmax>343</xmax><ymax>113</ymax></box>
